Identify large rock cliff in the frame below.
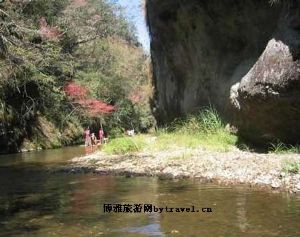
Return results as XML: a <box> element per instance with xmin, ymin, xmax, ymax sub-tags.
<box><xmin>146</xmin><ymin>0</ymin><xmax>300</xmax><ymax>145</ymax></box>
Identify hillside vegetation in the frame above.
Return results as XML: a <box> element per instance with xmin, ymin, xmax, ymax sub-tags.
<box><xmin>0</xmin><ymin>0</ymin><xmax>153</xmax><ymax>153</ymax></box>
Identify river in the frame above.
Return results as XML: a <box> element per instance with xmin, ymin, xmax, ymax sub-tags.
<box><xmin>0</xmin><ymin>147</ymin><xmax>299</xmax><ymax>237</ymax></box>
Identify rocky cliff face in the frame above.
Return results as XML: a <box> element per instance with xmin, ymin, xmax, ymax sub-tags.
<box><xmin>147</xmin><ymin>0</ymin><xmax>300</xmax><ymax>144</ymax></box>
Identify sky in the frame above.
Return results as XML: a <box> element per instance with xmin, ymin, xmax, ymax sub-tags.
<box><xmin>116</xmin><ymin>0</ymin><xmax>150</xmax><ymax>53</ymax></box>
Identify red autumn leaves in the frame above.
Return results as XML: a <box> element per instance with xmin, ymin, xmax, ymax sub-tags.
<box><xmin>63</xmin><ymin>81</ymin><xmax>88</xmax><ymax>99</ymax></box>
<box><xmin>64</xmin><ymin>81</ymin><xmax>115</xmax><ymax>116</ymax></box>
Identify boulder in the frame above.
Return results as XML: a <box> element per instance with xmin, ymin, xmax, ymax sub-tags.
<box><xmin>232</xmin><ymin>2</ymin><xmax>300</xmax><ymax>144</ymax></box>
<box><xmin>146</xmin><ymin>0</ymin><xmax>300</xmax><ymax>145</ymax></box>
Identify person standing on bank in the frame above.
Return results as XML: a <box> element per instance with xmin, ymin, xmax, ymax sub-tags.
<box><xmin>84</xmin><ymin>127</ymin><xmax>91</xmax><ymax>147</ymax></box>
<box><xmin>99</xmin><ymin>128</ymin><xmax>104</xmax><ymax>144</ymax></box>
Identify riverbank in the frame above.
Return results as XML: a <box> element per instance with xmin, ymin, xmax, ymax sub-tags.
<box><xmin>63</xmin><ymin>145</ymin><xmax>300</xmax><ymax>193</ymax></box>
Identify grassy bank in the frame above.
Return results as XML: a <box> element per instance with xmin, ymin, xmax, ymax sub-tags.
<box><xmin>103</xmin><ymin>108</ymin><xmax>300</xmax><ymax>156</ymax></box>
<box><xmin>103</xmin><ymin>108</ymin><xmax>238</xmax><ymax>155</ymax></box>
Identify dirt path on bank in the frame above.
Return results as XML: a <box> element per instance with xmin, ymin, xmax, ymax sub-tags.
<box><xmin>64</xmin><ymin>147</ymin><xmax>300</xmax><ymax>193</ymax></box>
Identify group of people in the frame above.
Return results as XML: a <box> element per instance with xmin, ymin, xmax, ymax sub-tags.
<box><xmin>84</xmin><ymin>127</ymin><xmax>105</xmax><ymax>147</ymax></box>
<box><xmin>84</xmin><ymin>127</ymin><xmax>136</xmax><ymax>147</ymax></box>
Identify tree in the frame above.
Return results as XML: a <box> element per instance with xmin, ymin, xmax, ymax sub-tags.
<box><xmin>64</xmin><ymin>80</ymin><xmax>115</xmax><ymax>117</ymax></box>
<box><xmin>0</xmin><ymin>0</ymin><xmax>153</xmax><ymax>152</ymax></box>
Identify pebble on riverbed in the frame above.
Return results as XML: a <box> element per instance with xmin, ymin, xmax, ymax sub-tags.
<box><xmin>64</xmin><ymin>148</ymin><xmax>300</xmax><ymax>193</ymax></box>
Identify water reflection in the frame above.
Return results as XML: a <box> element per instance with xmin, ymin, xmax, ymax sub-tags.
<box><xmin>0</xmin><ymin>146</ymin><xmax>86</xmax><ymax>167</ymax></box>
<box><xmin>84</xmin><ymin>146</ymin><xmax>98</xmax><ymax>155</ymax></box>
<box><xmin>0</xmin><ymin>147</ymin><xmax>299</xmax><ymax>236</ymax></box>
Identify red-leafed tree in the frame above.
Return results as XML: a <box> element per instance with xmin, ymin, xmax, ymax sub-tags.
<box><xmin>82</xmin><ymin>99</ymin><xmax>115</xmax><ymax>116</ymax></box>
<box><xmin>64</xmin><ymin>81</ymin><xmax>89</xmax><ymax>100</ymax></box>
<box><xmin>64</xmin><ymin>81</ymin><xmax>115</xmax><ymax>116</ymax></box>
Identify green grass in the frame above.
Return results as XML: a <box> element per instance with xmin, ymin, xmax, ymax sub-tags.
<box><xmin>282</xmin><ymin>161</ymin><xmax>300</xmax><ymax>174</ymax></box>
<box><xmin>155</xmin><ymin>107</ymin><xmax>237</xmax><ymax>152</ymax></box>
<box><xmin>103</xmin><ymin>109</ymin><xmax>299</xmax><ymax>156</ymax></box>
<box><xmin>171</xmin><ymin>107</ymin><xmax>223</xmax><ymax>134</ymax></box>
<box><xmin>269</xmin><ymin>142</ymin><xmax>300</xmax><ymax>154</ymax></box>
<box><xmin>237</xmin><ymin>143</ymin><xmax>252</xmax><ymax>152</ymax></box>
<box><xmin>102</xmin><ymin>135</ymin><xmax>147</xmax><ymax>155</ymax></box>
<box><xmin>103</xmin><ymin>107</ymin><xmax>238</xmax><ymax>155</ymax></box>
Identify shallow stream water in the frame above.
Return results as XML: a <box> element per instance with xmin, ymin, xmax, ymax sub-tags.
<box><xmin>0</xmin><ymin>147</ymin><xmax>299</xmax><ymax>237</ymax></box>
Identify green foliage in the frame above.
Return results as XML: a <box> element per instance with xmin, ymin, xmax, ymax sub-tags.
<box><xmin>173</xmin><ymin>107</ymin><xmax>223</xmax><ymax>134</ymax></box>
<box><xmin>144</xmin><ymin>108</ymin><xmax>236</xmax><ymax>152</ymax></box>
<box><xmin>237</xmin><ymin>143</ymin><xmax>252</xmax><ymax>152</ymax></box>
<box><xmin>103</xmin><ymin>108</ymin><xmax>237</xmax><ymax>154</ymax></box>
<box><xmin>150</xmin><ymin>130</ymin><xmax>236</xmax><ymax>152</ymax></box>
<box><xmin>168</xmin><ymin>107</ymin><xmax>224</xmax><ymax>135</ymax></box>
<box><xmin>269</xmin><ymin>142</ymin><xmax>300</xmax><ymax>154</ymax></box>
<box><xmin>22</xmin><ymin>0</ymin><xmax>68</xmax><ymax>23</ymax></box>
<box><xmin>103</xmin><ymin>135</ymin><xmax>146</xmax><ymax>155</ymax></box>
<box><xmin>0</xmin><ymin>0</ymin><xmax>153</xmax><ymax>152</ymax></box>
<box><xmin>282</xmin><ymin>161</ymin><xmax>300</xmax><ymax>174</ymax></box>
<box><xmin>74</xmin><ymin>37</ymin><xmax>153</xmax><ymax>135</ymax></box>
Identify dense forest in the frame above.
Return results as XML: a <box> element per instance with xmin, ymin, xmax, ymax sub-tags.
<box><xmin>0</xmin><ymin>0</ymin><xmax>154</xmax><ymax>153</ymax></box>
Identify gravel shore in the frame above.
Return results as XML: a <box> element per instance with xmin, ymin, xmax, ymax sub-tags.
<box><xmin>63</xmin><ymin>147</ymin><xmax>300</xmax><ymax>193</ymax></box>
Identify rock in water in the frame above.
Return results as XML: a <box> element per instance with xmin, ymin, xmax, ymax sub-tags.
<box><xmin>146</xmin><ymin>0</ymin><xmax>300</xmax><ymax>145</ymax></box>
